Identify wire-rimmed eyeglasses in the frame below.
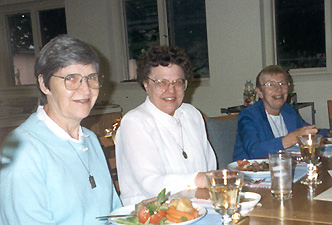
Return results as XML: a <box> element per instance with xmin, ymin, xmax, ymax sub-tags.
<box><xmin>52</xmin><ymin>73</ymin><xmax>104</xmax><ymax>91</ymax></box>
<box><xmin>262</xmin><ymin>79</ymin><xmax>289</xmax><ymax>90</ymax></box>
<box><xmin>148</xmin><ymin>77</ymin><xmax>188</xmax><ymax>92</ymax></box>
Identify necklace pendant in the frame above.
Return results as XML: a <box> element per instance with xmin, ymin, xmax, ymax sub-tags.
<box><xmin>89</xmin><ymin>175</ymin><xmax>97</xmax><ymax>189</ymax></box>
<box><xmin>182</xmin><ymin>151</ymin><xmax>188</xmax><ymax>159</ymax></box>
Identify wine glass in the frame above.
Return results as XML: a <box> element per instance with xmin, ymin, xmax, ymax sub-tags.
<box><xmin>296</xmin><ymin>134</ymin><xmax>323</xmax><ymax>185</ymax></box>
<box><xmin>206</xmin><ymin>170</ymin><xmax>244</xmax><ymax>224</ymax></box>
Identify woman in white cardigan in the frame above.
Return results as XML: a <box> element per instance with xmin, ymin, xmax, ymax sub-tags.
<box><xmin>116</xmin><ymin>46</ymin><xmax>217</xmax><ymax>206</ymax></box>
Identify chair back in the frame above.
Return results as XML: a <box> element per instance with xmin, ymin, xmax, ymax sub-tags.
<box><xmin>205</xmin><ymin>114</ymin><xmax>238</xmax><ymax>169</ymax></box>
<box><xmin>328</xmin><ymin>100</ymin><xmax>332</xmax><ymax>129</ymax></box>
<box><xmin>98</xmin><ymin>118</ymin><xmax>121</xmax><ymax>195</ymax></box>
<box><xmin>99</xmin><ymin>136</ymin><xmax>120</xmax><ymax>194</ymax></box>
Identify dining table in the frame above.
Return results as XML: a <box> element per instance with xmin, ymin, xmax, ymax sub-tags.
<box><xmin>104</xmin><ymin>146</ymin><xmax>332</xmax><ymax>225</ymax></box>
<box><xmin>171</xmin><ymin>156</ymin><xmax>332</xmax><ymax>225</ymax></box>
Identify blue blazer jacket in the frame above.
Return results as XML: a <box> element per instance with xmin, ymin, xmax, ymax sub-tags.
<box><xmin>233</xmin><ymin>100</ymin><xmax>327</xmax><ymax>160</ymax></box>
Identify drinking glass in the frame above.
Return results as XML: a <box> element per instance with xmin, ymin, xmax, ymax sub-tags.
<box><xmin>296</xmin><ymin>134</ymin><xmax>322</xmax><ymax>185</ymax></box>
<box><xmin>268</xmin><ymin>151</ymin><xmax>293</xmax><ymax>200</ymax></box>
<box><xmin>206</xmin><ymin>170</ymin><xmax>244</xmax><ymax>224</ymax></box>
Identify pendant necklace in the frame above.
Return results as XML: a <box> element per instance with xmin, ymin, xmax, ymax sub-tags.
<box><xmin>67</xmin><ymin>141</ymin><xmax>96</xmax><ymax>189</ymax></box>
<box><xmin>178</xmin><ymin>119</ymin><xmax>188</xmax><ymax>159</ymax></box>
<box><xmin>165</xmin><ymin>119</ymin><xmax>188</xmax><ymax>159</ymax></box>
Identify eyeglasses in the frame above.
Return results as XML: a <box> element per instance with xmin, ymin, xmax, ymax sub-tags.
<box><xmin>52</xmin><ymin>73</ymin><xmax>103</xmax><ymax>90</ymax></box>
<box><xmin>262</xmin><ymin>79</ymin><xmax>289</xmax><ymax>90</ymax></box>
<box><xmin>148</xmin><ymin>77</ymin><xmax>188</xmax><ymax>92</ymax></box>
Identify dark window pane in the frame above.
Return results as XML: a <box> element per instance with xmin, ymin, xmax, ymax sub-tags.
<box><xmin>6</xmin><ymin>8</ymin><xmax>67</xmax><ymax>86</ymax></box>
<box><xmin>7</xmin><ymin>13</ymin><xmax>35</xmax><ymax>85</ymax></box>
<box><xmin>39</xmin><ymin>8</ymin><xmax>67</xmax><ymax>47</ymax></box>
<box><xmin>275</xmin><ymin>0</ymin><xmax>326</xmax><ymax>69</ymax></box>
<box><xmin>124</xmin><ymin>0</ymin><xmax>159</xmax><ymax>79</ymax></box>
<box><xmin>8</xmin><ymin>13</ymin><xmax>34</xmax><ymax>53</ymax></box>
<box><xmin>166</xmin><ymin>0</ymin><xmax>209</xmax><ymax>78</ymax></box>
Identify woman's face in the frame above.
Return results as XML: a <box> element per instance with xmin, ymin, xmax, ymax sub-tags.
<box><xmin>256</xmin><ymin>73</ymin><xmax>289</xmax><ymax>115</ymax></box>
<box><xmin>40</xmin><ymin>64</ymin><xmax>99</xmax><ymax>125</ymax></box>
<box><xmin>143</xmin><ymin>64</ymin><xmax>186</xmax><ymax>116</ymax></box>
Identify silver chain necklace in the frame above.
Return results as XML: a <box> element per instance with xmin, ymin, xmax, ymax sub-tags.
<box><xmin>164</xmin><ymin>119</ymin><xmax>188</xmax><ymax>159</ymax></box>
<box><xmin>67</xmin><ymin>141</ymin><xmax>96</xmax><ymax>189</ymax></box>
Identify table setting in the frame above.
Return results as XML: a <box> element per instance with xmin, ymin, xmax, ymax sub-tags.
<box><xmin>227</xmin><ymin>159</ymin><xmax>308</xmax><ymax>189</ymax></box>
<box><xmin>101</xmin><ymin>135</ymin><xmax>332</xmax><ymax>225</ymax></box>
<box><xmin>180</xmin><ymin>134</ymin><xmax>332</xmax><ymax>224</ymax></box>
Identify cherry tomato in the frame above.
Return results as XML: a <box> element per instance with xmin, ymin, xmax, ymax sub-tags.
<box><xmin>137</xmin><ymin>208</ymin><xmax>166</xmax><ymax>224</ymax></box>
<box><xmin>237</xmin><ymin>159</ymin><xmax>249</xmax><ymax>167</ymax></box>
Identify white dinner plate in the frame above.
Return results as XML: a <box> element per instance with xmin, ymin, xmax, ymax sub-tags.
<box><xmin>109</xmin><ymin>203</ymin><xmax>207</xmax><ymax>225</ymax></box>
<box><xmin>228</xmin><ymin>159</ymin><xmax>270</xmax><ymax>178</ymax></box>
<box><xmin>239</xmin><ymin>192</ymin><xmax>261</xmax><ymax>215</ymax></box>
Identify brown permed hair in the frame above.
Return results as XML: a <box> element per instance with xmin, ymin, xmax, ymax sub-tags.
<box><xmin>136</xmin><ymin>46</ymin><xmax>193</xmax><ymax>90</ymax></box>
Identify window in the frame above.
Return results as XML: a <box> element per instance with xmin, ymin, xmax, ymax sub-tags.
<box><xmin>275</xmin><ymin>0</ymin><xmax>326</xmax><ymax>70</ymax></box>
<box><xmin>122</xmin><ymin>0</ymin><xmax>209</xmax><ymax>81</ymax></box>
<box><xmin>0</xmin><ymin>1</ymin><xmax>66</xmax><ymax>87</ymax></box>
<box><xmin>263</xmin><ymin>0</ymin><xmax>332</xmax><ymax>74</ymax></box>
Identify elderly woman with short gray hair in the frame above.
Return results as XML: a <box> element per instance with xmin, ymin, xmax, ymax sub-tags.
<box><xmin>0</xmin><ymin>34</ymin><xmax>121</xmax><ymax>225</ymax></box>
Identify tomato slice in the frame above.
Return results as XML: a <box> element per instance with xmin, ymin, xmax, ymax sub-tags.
<box><xmin>137</xmin><ymin>208</ymin><xmax>150</xmax><ymax>224</ymax></box>
<box><xmin>237</xmin><ymin>159</ymin><xmax>250</xmax><ymax>167</ymax></box>
<box><xmin>137</xmin><ymin>208</ymin><xmax>166</xmax><ymax>224</ymax></box>
<box><xmin>149</xmin><ymin>210</ymin><xmax>166</xmax><ymax>224</ymax></box>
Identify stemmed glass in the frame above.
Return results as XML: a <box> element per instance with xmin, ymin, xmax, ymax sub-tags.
<box><xmin>296</xmin><ymin>134</ymin><xmax>323</xmax><ymax>185</ymax></box>
<box><xmin>206</xmin><ymin>170</ymin><xmax>244</xmax><ymax>224</ymax></box>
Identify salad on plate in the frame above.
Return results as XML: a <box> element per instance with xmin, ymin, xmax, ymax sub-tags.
<box><xmin>110</xmin><ymin>189</ymin><xmax>206</xmax><ymax>225</ymax></box>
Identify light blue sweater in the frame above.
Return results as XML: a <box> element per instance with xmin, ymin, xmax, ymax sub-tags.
<box><xmin>0</xmin><ymin>113</ymin><xmax>122</xmax><ymax>225</ymax></box>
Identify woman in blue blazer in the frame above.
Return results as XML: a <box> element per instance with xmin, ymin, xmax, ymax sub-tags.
<box><xmin>233</xmin><ymin>65</ymin><xmax>327</xmax><ymax>160</ymax></box>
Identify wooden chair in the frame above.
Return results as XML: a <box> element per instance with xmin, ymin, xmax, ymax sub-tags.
<box><xmin>99</xmin><ymin>136</ymin><xmax>120</xmax><ymax>195</ymax></box>
<box><xmin>204</xmin><ymin>114</ymin><xmax>238</xmax><ymax>169</ymax></box>
<box><xmin>328</xmin><ymin>100</ymin><xmax>332</xmax><ymax>129</ymax></box>
<box><xmin>98</xmin><ymin>118</ymin><xmax>121</xmax><ymax>195</ymax></box>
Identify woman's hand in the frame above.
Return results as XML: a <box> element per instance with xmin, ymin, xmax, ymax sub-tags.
<box><xmin>282</xmin><ymin>125</ymin><xmax>318</xmax><ymax>149</ymax></box>
<box><xmin>194</xmin><ymin>172</ymin><xmax>209</xmax><ymax>189</ymax></box>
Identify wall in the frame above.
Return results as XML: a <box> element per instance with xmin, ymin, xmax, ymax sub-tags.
<box><xmin>65</xmin><ymin>0</ymin><xmax>264</xmax><ymax>116</ymax></box>
<box><xmin>1</xmin><ymin>0</ymin><xmax>331</xmax><ymax>129</ymax></box>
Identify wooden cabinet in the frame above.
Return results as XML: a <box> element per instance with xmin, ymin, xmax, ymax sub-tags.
<box><xmin>81</xmin><ymin>111</ymin><xmax>121</xmax><ymax>137</ymax></box>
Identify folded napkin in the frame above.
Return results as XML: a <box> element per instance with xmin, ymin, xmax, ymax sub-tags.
<box><xmin>314</xmin><ymin>187</ymin><xmax>332</xmax><ymax>201</ymax></box>
<box><xmin>328</xmin><ymin>170</ymin><xmax>332</xmax><ymax>177</ymax></box>
<box><xmin>313</xmin><ymin>169</ymin><xmax>332</xmax><ymax>202</ymax></box>
<box><xmin>244</xmin><ymin>163</ymin><xmax>308</xmax><ymax>188</ymax></box>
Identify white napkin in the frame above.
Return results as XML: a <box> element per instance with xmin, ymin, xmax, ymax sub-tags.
<box><xmin>313</xmin><ymin>170</ymin><xmax>332</xmax><ymax>201</ymax></box>
<box><xmin>314</xmin><ymin>187</ymin><xmax>332</xmax><ymax>201</ymax></box>
<box><xmin>328</xmin><ymin>170</ymin><xmax>332</xmax><ymax>177</ymax></box>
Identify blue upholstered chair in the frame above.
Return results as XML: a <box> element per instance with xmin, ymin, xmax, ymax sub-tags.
<box><xmin>205</xmin><ymin>114</ymin><xmax>238</xmax><ymax>169</ymax></box>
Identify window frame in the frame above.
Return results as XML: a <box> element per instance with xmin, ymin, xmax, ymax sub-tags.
<box><xmin>262</xmin><ymin>0</ymin><xmax>332</xmax><ymax>76</ymax></box>
<box><xmin>120</xmin><ymin>0</ymin><xmax>209</xmax><ymax>82</ymax></box>
<box><xmin>0</xmin><ymin>0</ymin><xmax>65</xmax><ymax>89</ymax></box>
